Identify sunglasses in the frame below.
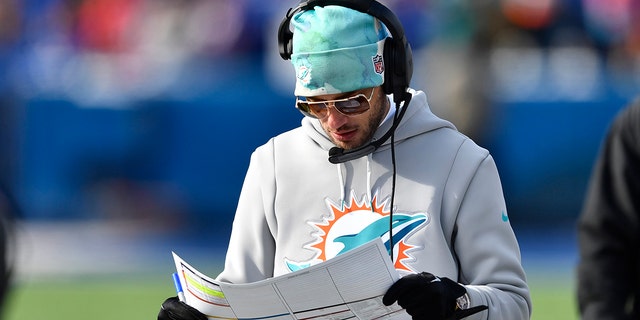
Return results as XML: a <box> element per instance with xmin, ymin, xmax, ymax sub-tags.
<box><xmin>295</xmin><ymin>88</ymin><xmax>375</xmax><ymax>119</ymax></box>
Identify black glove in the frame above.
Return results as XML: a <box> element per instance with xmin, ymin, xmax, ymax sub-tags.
<box><xmin>158</xmin><ymin>296</ymin><xmax>208</xmax><ymax>320</ymax></box>
<box><xmin>382</xmin><ymin>272</ymin><xmax>487</xmax><ymax>320</ymax></box>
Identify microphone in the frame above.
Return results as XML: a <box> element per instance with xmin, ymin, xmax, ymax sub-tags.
<box><xmin>329</xmin><ymin>144</ymin><xmax>378</xmax><ymax>164</ymax></box>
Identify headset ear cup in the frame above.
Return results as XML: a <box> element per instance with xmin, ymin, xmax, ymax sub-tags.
<box><xmin>402</xmin><ymin>40</ymin><xmax>413</xmax><ymax>92</ymax></box>
<box><xmin>383</xmin><ymin>36</ymin><xmax>410</xmax><ymax>98</ymax></box>
<box><xmin>383</xmin><ymin>37</ymin><xmax>395</xmax><ymax>95</ymax></box>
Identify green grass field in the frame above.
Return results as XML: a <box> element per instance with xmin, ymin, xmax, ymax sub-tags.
<box><xmin>1</xmin><ymin>274</ymin><xmax>578</xmax><ymax>320</ymax></box>
<box><xmin>527</xmin><ymin>277</ymin><xmax>579</xmax><ymax>320</ymax></box>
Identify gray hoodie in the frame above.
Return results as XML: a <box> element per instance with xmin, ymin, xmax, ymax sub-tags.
<box><xmin>217</xmin><ymin>89</ymin><xmax>532</xmax><ymax>319</ymax></box>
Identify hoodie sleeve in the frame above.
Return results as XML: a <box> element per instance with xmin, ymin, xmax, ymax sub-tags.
<box><xmin>445</xmin><ymin>140</ymin><xmax>532</xmax><ymax>319</ymax></box>
<box><xmin>216</xmin><ymin>139</ymin><xmax>278</xmax><ymax>284</ymax></box>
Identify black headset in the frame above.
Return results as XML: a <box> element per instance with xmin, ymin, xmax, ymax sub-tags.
<box><xmin>278</xmin><ymin>0</ymin><xmax>413</xmax><ymax>164</ymax></box>
<box><xmin>278</xmin><ymin>0</ymin><xmax>413</xmax><ymax>104</ymax></box>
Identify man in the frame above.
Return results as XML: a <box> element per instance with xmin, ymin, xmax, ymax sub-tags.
<box><xmin>158</xmin><ymin>2</ymin><xmax>531</xmax><ymax>320</ymax></box>
<box><xmin>577</xmin><ymin>97</ymin><xmax>640</xmax><ymax>320</ymax></box>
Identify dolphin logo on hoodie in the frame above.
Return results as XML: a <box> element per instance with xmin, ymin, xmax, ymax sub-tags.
<box><xmin>285</xmin><ymin>192</ymin><xmax>428</xmax><ymax>272</ymax></box>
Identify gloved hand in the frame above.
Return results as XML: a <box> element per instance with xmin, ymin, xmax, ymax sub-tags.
<box><xmin>157</xmin><ymin>296</ymin><xmax>208</xmax><ymax>320</ymax></box>
<box><xmin>382</xmin><ymin>272</ymin><xmax>486</xmax><ymax>320</ymax></box>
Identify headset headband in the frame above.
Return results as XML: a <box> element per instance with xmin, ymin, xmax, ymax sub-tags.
<box><xmin>278</xmin><ymin>0</ymin><xmax>414</xmax><ymax>164</ymax></box>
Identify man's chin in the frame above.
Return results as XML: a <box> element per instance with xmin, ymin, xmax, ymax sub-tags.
<box><xmin>332</xmin><ymin>140</ymin><xmax>368</xmax><ymax>151</ymax></box>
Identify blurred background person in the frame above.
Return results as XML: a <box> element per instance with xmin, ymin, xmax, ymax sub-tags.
<box><xmin>577</xmin><ymin>97</ymin><xmax>640</xmax><ymax>320</ymax></box>
<box><xmin>0</xmin><ymin>184</ymin><xmax>17</xmax><ymax>316</ymax></box>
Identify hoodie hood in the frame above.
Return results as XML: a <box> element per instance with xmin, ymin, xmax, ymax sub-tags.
<box><xmin>301</xmin><ymin>89</ymin><xmax>456</xmax><ymax>155</ymax></box>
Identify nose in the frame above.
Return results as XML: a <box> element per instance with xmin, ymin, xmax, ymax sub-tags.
<box><xmin>323</xmin><ymin>103</ymin><xmax>349</xmax><ymax>128</ymax></box>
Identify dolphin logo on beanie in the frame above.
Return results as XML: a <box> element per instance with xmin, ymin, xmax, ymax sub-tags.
<box><xmin>290</xmin><ymin>6</ymin><xmax>390</xmax><ymax>97</ymax></box>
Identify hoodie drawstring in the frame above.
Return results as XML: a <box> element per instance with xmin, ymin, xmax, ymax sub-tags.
<box><xmin>336</xmin><ymin>163</ymin><xmax>346</xmax><ymax>209</ymax></box>
<box><xmin>335</xmin><ymin>155</ymin><xmax>374</xmax><ymax>211</ymax></box>
<box><xmin>366</xmin><ymin>154</ymin><xmax>373</xmax><ymax>210</ymax></box>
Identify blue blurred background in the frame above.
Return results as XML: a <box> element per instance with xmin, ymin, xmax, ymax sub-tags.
<box><xmin>0</xmin><ymin>0</ymin><xmax>638</xmax><ymax>294</ymax></box>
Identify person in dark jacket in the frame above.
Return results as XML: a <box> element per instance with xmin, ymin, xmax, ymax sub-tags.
<box><xmin>0</xmin><ymin>184</ymin><xmax>16</xmax><ymax>314</ymax></box>
<box><xmin>577</xmin><ymin>97</ymin><xmax>640</xmax><ymax>320</ymax></box>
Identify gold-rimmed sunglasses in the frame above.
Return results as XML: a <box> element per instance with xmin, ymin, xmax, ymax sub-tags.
<box><xmin>295</xmin><ymin>88</ymin><xmax>375</xmax><ymax>119</ymax></box>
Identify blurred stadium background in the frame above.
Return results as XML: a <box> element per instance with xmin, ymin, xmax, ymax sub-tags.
<box><xmin>0</xmin><ymin>0</ymin><xmax>639</xmax><ymax>319</ymax></box>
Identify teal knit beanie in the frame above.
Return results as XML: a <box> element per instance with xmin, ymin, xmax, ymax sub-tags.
<box><xmin>291</xmin><ymin>6</ymin><xmax>390</xmax><ymax>97</ymax></box>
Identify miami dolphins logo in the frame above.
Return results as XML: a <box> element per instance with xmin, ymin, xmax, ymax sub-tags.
<box><xmin>285</xmin><ymin>192</ymin><xmax>429</xmax><ymax>273</ymax></box>
<box><xmin>296</xmin><ymin>64</ymin><xmax>311</xmax><ymax>85</ymax></box>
